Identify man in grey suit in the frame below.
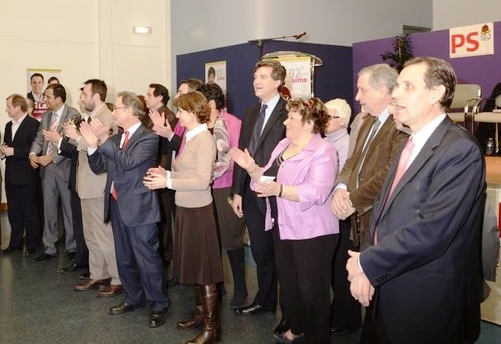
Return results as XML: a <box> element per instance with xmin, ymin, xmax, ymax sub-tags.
<box><xmin>29</xmin><ymin>83</ymin><xmax>81</xmax><ymax>261</ymax></box>
<box><xmin>347</xmin><ymin>57</ymin><xmax>485</xmax><ymax>344</ymax></box>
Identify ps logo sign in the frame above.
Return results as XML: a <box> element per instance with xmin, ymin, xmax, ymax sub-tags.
<box><xmin>450</xmin><ymin>23</ymin><xmax>494</xmax><ymax>58</ymax></box>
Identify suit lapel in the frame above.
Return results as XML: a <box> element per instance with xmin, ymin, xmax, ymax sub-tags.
<box><xmin>377</xmin><ymin>117</ymin><xmax>454</xmax><ymax>222</ymax></box>
<box><xmin>256</xmin><ymin>98</ymin><xmax>285</xmax><ymax>149</ymax></box>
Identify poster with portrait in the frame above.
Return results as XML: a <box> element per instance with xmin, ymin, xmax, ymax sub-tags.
<box><xmin>274</xmin><ymin>56</ymin><xmax>312</xmax><ymax>99</ymax></box>
<box><xmin>26</xmin><ymin>68</ymin><xmax>62</xmax><ymax>121</ymax></box>
<box><xmin>205</xmin><ymin>61</ymin><xmax>227</xmax><ymax>94</ymax></box>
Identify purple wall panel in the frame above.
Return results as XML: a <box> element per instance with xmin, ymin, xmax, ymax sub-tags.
<box><xmin>353</xmin><ymin>21</ymin><xmax>501</xmax><ymax>103</ymax></box>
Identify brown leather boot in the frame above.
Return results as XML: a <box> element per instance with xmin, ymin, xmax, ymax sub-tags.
<box><xmin>185</xmin><ymin>284</ymin><xmax>221</xmax><ymax>344</ymax></box>
<box><xmin>177</xmin><ymin>285</ymin><xmax>204</xmax><ymax>330</ymax></box>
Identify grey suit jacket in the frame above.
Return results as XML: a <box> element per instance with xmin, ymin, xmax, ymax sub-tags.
<box><xmin>30</xmin><ymin>105</ymin><xmax>81</xmax><ymax>179</ymax></box>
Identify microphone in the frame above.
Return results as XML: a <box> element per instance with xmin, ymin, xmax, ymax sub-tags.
<box><xmin>294</xmin><ymin>31</ymin><xmax>307</xmax><ymax>39</ymax></box>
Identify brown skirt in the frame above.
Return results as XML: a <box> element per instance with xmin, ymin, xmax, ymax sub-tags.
<box><xmin>212</xmin><ymin>187</ymin><xmax>246</xmax><ymax>250</ymax></box>
<box><xmin>173</xmin><ymin>203</ymin><xmax>224</xmax><ymax>285</ymax></box>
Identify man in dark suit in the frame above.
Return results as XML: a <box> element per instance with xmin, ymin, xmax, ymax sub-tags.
<box><xmin>145</xmin><ymin>83</ymin><xmax>178</xmax><ymax>277</ymax></box>
<box><xmin>347</xmin><ymin>57</ymin><xmax>485</xmax><ymax>344</ymax></box>
<box><xmin>29</xmin><ymin>84</ymin><xmax>81</xmax><ymax>261</ymax></box>
<box><xmin>80</xmin><ymin>91</ymin><xmax>169</xmax><ymax>328</ymax></box>
<box><xmin>231</xmin><ymin>60</ymin><xmax>288</xmax><ymax>320</ymax></box>
<box><xmin>0</xmin><ymin>94</ymin><xmax>41</xmax><ymax>255</ymax></box>
<box><xmin>331</xmin><ymin>64</ymin><xmax>408</xmax><ymax>336</ymax></box>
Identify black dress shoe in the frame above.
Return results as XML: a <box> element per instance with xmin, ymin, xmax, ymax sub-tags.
<box><xmin>79</xmin><ymin>272</ymin><xmax>91</xmax><ymax>280</ymax></box>
<box><xmin>24</xmin><ymin>248</ymin><xmax>37</xmax><ymax>257</ymax></box>
<box><xmin>109</xmin><ymin>301</ymin><xmax>145</xmax><ymax>315</ymax></box>
<box><xmin>33</xmin><ymin>253</ymin><xmax>57</xmax><ymax>262</ymax></box>
<box><xmin>58</xmin><ymin>262</ymin><xmax>89</xmax><ymax>274</ymax></box>
<box><xmin>148</xmin><ymin>309</ymin><xmax>168</xmax><ymax>328</ymax></box>
<box><xmin>233</xmin><ymin>304</ymin><xmax>275</xmax><ymax>316</ymax></box>
<box><xmin>0</xmin><ymin>247</ymin><xmax>22</xmax><ymax>254</ymax></box>
<box><xmin>274</xmin><ymin>317</ymin><xmax>290</xmax><ymax>335</ymax></box>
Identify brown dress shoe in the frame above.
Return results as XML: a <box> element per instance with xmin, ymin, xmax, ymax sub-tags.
<box><xmin>96</xmin><ymin>284</ymin><xmax>123</xmax><ymax>298</ymax></box>
<box><xmin>74</xmin><ymin>278</ymin><xmax>111</xmax><ymax>291</ymax></box>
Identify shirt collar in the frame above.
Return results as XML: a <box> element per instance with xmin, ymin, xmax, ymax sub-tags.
<box><xmin>262</xmin><ymin>93</ymin><xmax>280</xmax><ymax>113</ymax></box>
<box><xmin>410</xmin><ymin>114</ymin><xmax>447</xmax><ymax>150</ymax></box>
<box><xmin>185</xmin><ymin>123</ymin><xmax>208</xmax><ymax>142</ymax></box>
<box><xmin>124</xmin><ymin>121</ymin><xmax>142</xmax><ymax>136</ymax></box>
<box><xmin>12</xmin><ymin>113</ymin><xmax>28</xmax><ymax>125</ymax></box>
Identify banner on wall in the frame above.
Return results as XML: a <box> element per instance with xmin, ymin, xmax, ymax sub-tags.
<box><xmin>205</xmin><ymin>61</ymin><xmax>227</xmax><ymax>93</ymax></box>
<box><xmin>450</xmin><ymin>22</ymin><xmax>494</xmax><ymax>58</ymax></box>
<box><xmin>26</xmin><ymin>68</ymin><xmax>62</xmax><ymax>121</ymax></box>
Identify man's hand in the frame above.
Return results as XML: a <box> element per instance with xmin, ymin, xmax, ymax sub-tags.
<box><xmin>42</xmin><ymin>129</ymin><xmax>62</xmax><ymax>144</ymax></box>
<box><xmin>332</xmin><ymin>188</ymin><xmax>355</xmax><ymax>219</ymax></box>
<box><xmin>231</xmin><ymin>194</ymin><xmax>244</xmax><ymax>218</ymax></box>
<box><xmin>150</xmin><ymin>108</ymin><xmax>174</xmax><ymax>139</ymax></box>
<box><xmin>38</xmin><ymin>155</ymin><xmax>53</xmax><ymax>167</ymax></box>
<box><xmin>63</xmin><ymin>123</ymin><xmax>81</xmax><ymax>141</ymax></box>
<box><xmin>29</xmin><ymin>154</ymin><xmax>40</xmax><ymax>168</ymax></box>
<box><xmin>346</xmin><ymin>250</ymin><xmax>363</xmax><ymax>280</ymax></box>
<box><xmin>79</xmin><ymin>122</ymin><xmax>99</xmax><ymax>149</ymax></box>
<box><xmin>350</xmin><ymin>273</ymin><xmax>375</xmax><ymax>307</ymax></box>
<box><xmin>1</xmin><ymin>143</ymin><xmax>13</xmax><ymax>157</ymax></box>
<box><xmin>89</xmin><ymin>118</ymin><xmax>110</xmax><ymax>143</ymax></box>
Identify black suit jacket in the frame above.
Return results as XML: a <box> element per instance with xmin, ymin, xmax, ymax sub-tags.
<box><xmin>231</xmin><ymin>97</ymin><xmax>288</xmax><ymax>197</ymax></box>
<box><xmin>361</xmin><ymin>116</ymin><xmax>485</xmax><ymax>344</ymax></box>
<box><xmin>3</xmin><ymin>116</ymin><xmax>40</xmax><ymax>185</ymax></box>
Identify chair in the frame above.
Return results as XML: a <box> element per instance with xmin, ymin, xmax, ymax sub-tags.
<box><xmin>448</xmin><ymin>84</ymin><xmax>482</xmax><ymax>133</ymax></box>
<box><xmin>474</xmin><ymin>94</ymin><xmax>501</xmax><ymax>153</ymax></box>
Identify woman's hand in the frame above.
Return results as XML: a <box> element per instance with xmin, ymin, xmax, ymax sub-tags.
<box><xmin>143</xmin><ymin>166</ymin><xmax>168</xmax><ymax>190</ymax></box>
<box><xmin>230</xmin><ymin>147</ymin><xmax>255</xmax><ymax>171</ymax></box>
<box><xmin>255</xmin><ymin>181</ymin><xmax>280</xmax><ymax>198</ymax></box>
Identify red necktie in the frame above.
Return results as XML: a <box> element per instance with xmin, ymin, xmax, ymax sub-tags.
<box><xmin>112</xmin><ymin>131</ymin><xmax>130</xmax><ymax>200</ymax></box>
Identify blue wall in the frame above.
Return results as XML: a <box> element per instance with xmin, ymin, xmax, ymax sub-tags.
<box><xmin>177</xmin><ymin>41</ymin><xmax>353</xmax><ymax>119</ymax></box>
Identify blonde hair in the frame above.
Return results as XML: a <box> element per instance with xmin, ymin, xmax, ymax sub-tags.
<box><xmin>324</xmin><ymin>98</ymin><xmax>351</xmax><ymax>119</ymax></box>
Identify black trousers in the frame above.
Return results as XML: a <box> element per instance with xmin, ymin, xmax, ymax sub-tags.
<box><xmin>274</xmin><ymin>229</ymin><xmax>337</xmax><ymax>344</ymax></box>
<box><xmin>242</xmin><ymin>186</ymin><xmax>277</xmax><ymax>310</ymax></box>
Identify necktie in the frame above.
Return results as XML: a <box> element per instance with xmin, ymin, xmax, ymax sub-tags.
<box><xmin>388</xmin><ymin>137</ymin><xmax>415</xmax><ymax>196</ymax></box>
<box><xmin>121</xmin><ymin>131</ymin><xmax>130</xmax><ymax>149</ymax></box>
<box><xmin>112</xmin><ymin>131</ymin><xmax>131</xmax><ymax>200</ymax></box>
<box><xmin>46</xmin><ymin>112</ymin><xmax>59</xmax><ymax>155</ymax></box>
<box><xmin>374</xmin><ymin>137</ymin><xmax>415</xmax><ymax>244</ymax></box>
<box><xmin>248</xmin><ymin>104</ymin><xmax>267</xmax><ymax>155</ymax></box>
<box><xmin>356</xmin><ymin>117</ymin><xmax>380</xmax><ymax>188</ymax></box>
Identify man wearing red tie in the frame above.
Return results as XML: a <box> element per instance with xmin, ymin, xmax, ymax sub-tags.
<box><xmin>347</xmin><ymin>57</ymin><xmax>485</xmax><ymax>344</ymax></box>
<box><xmin>80</xmin><ymin>91</ymin><xmax>169</xmax><ymax>328</ymax></box>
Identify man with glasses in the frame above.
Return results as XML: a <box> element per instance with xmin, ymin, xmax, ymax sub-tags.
<box><xmin>330</xmin><ymin>64</ymin><xmax>408</xmax><ymax>339</ymax></box>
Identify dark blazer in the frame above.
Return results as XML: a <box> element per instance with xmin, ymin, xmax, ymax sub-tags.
<box><xmin>336</xmin><ymin>114</ymin><xmax>408</xmax><ymax>246</ymax></box>
<box><xmin>158</xmin><ymin>105</ymin><xmax>179</xmax><ymax>169</ymax></box>
<box><xmin>231</xmin><ymin>97</ymin><xmax>288</xmax><ymax>197</ymax></box>
<box><xmin>4</xmin><ymin>115</ymin><xmax>40</xmax><ymax>185</ymax></box>
<box><xmin>87</xmin><ymin>124</ymin><xmax>160</xmax><ymax>225</ymax></box>
<box><xmin>361</xmin><ymin>116</ymin><xmax>485</xmax><ymax>344</ymax></box>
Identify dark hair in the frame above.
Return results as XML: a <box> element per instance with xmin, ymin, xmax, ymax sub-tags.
<box><xmin>286</xmin><ymin>97</ymin><xmax>329</xmax><ymax>134</ymax></box>
<box><xmin>197</xmin><ymin>83</ymin><xmax>225</xmax><ymax>110</ymax></box>
<box><xmin>254</xmin><ymin>60</ymin><xmax>286</xmax><ymax>90</ymax></box>
<box><xmin>31</xmin><ymin>73</ymin><xmax>44</xmax><ymax>81</ymax></box>
<box><xmin>404</xmin><ymin>57</ymin><xmax>457</xmax><ymax>110</ymax></box>
<box><xmin>149</xmin><ymin>83</ymin><xmax>170</xmax><ymax>105</ymax></box>
<box><xmin>174</xmin><ymin>91</ymin><xmax>210</xmax><ymax>124</ymax></box>
<box><xmin>6</xmin><ymin>94</ymin><xmax>28</xmax><ymax>112</ymax></box>
<box><xmin>48</xmin><ymin>76</ymin><xmax>60</xmax><ymax>84</ymax></box>
<box><xmin>208</xmin><ymin>66</ymin><xmax>216</xmax><ymax>77</ymax></box>
<box><xmin>179</xmin><ymin>78</ymin><xmax>204</xmax><ymax>92</ymax></box>
<box><xmin>83</xmin><ymin>79</ymin><xmax>107</xmax><ymax>102</ymax></box>
<box><xmin>46</xmin><ymin>83</ymin><xmax>67</xmax><ymax>102</ymax></box>
<box><xmin>118</xmin><ymin>91</ymin><xmax>145</xmax><ymax>119</ymax></box>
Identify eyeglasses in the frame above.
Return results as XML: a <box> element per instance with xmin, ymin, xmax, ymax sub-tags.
<box><xmin>327</xmin><ymin>115</ymin><xmax>340</xmax><ymax>120</ymax></box>
<box><xmin>113</xmin><ymin>106</ymin><xmax>129</xmax><ymax>111</ymax></box>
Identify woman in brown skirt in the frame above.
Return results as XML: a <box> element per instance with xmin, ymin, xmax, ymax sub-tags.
<box><xmin>144</xmin><ymin>91</ymin><xmax>224</xmax><ymax>344</ymax></box>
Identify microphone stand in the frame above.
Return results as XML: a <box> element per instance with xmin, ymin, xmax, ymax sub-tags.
<box><xmin>248</xmin><ymin>32</ymin><xmax>306</xmax><ymax>56</ymax></box>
